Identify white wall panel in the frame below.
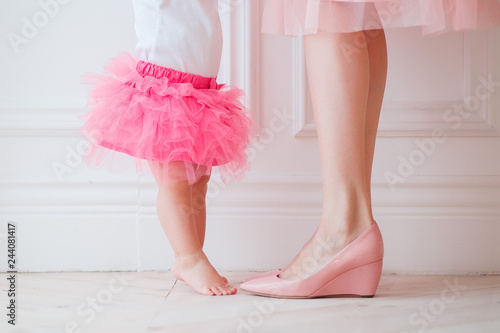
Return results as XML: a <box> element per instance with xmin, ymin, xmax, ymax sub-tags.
<box><xmin>0</xmin><ymin>0</ymin><xmax>499</xmax><ymax>274</ymax></box>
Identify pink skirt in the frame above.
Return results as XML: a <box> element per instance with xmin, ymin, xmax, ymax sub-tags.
<box><xmin>262</xmin><ymin>0</ymin><xmax>500</xmax><ymax>36</ymax></box>
<box><xmin>80</xmin><ymin>52</ymin><xmax>255</xmax><ymax>184</ymax></box>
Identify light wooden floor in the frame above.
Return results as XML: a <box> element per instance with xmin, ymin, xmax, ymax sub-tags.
<box><xmin>0</xmin><ymin>272</ymin><xmax>499</xmax><ymax>333</ymax></box>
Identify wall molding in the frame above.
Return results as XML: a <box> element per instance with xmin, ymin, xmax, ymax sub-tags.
<box><xmin>2</xmin><ymin>175</ymin><xmax>499</xmax><ymax>218</ymax></box>
<box><xmin>293</xmin><ymin>29</ymin><xmax>500</xmax><ymax>138</ymax></box>
<box><xmin>2</xmin><ymin>175</ymin><xmax>498</xmax><ymax>274</ymax></box>
<box><xmin>219</xmin><ymin>0</ymin><xmax>260</xmax><ymax>125</ymax></box>
<box><xmin>0</xmin><ymin>108</ymin><xmax>85</xmax><ymax>137</ymax></box>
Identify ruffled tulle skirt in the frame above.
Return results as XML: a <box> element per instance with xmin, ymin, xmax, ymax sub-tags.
<box><xmin>80</xmin><ymin>52</ymin><xmax>255</xmax><ymax>184</ymax></box>
<box><xmin>262</xmin><ymin>0</ymin><xmax>500</xmax><ymax>36</ymax></box>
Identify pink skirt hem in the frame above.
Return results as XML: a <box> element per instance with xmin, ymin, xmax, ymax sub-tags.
<box><xmin>262</xmin><ymin>0</ymin><xmax>500</xmax><ymax>36</ymax></box>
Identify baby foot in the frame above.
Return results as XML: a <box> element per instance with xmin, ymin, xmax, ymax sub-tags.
<box><xmin>173</xmin><ymin>251</ymin><xmax>236</xmax><ymax>296</ymax></box>
<box><xmin>172</xmin><ymin>264</ymin><xmax>228</xmax><ymax>284</ymax></box>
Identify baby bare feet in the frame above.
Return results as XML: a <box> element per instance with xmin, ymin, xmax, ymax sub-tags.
<box><xmin>172</xmin><ymin>265</ymin><xmax>228</xmax><ymax>284</ymax></box>
<box><xmin>172</xmin><ymin>251</ymin><xmax>236</xmax><ymax>296</ymax></box>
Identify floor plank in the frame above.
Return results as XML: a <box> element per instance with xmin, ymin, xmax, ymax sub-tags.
<box><xmin>0</xmin><ymin>272</ymin><xmax>498</xmax><ymax>333</ymax></box>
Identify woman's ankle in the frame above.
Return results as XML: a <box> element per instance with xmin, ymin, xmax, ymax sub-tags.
<box><xmin>316</xmin><ymin>214</ymin><xmax>373</xmax><ymax>243</ymax></box>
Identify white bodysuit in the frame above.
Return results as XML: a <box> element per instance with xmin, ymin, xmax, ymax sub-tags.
<box><xmin>132</xmin><ymin>0</ymin><xmax>223</xmax><ymax>78</ymax></box>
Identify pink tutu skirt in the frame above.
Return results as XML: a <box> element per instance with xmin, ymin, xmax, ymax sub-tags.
<box><xmin>262</xmin><ymin>0</ymin><xmax>500</xmax><ymax>36</ymax></box>
<box><xmin>80</xmin><ymin>53</ymin><xmax>255</xmax><ymax>184</ymax></box>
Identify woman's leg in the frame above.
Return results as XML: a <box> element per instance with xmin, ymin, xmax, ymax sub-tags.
<box><xmin>279</xmin><ymin>29</ymin><xmax>387</xmax><ymax>281</ymax></box>
<box><xmin>152</xmin><ymin>163</ymin><xmax>236</xmax><ymax>295</ymax></box>
<box><xmin>364</xmin><ymin>29</ymin><xmax>388</xmax><ymax>209</ymax></box>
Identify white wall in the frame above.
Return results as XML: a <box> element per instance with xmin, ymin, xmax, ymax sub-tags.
<box><xmin>0</xmin><ymin>0</ymin><xmax>499</xmax><ymax>274</ymax></box>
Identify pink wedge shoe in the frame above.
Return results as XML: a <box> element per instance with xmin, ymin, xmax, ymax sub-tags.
<box><xmin>243</xmin><ymin>270</ymin><xmax>281</xmax><ymax>283</ymax></box>
<box><xmin>242</xmin><ymin>229</ymin><xmax>322</xmax><ymax>283</ymax></box>
<box><xmin>240</xmin><ymin>222</ymin><xmax>384</xmax><ymax>298</ymax></box>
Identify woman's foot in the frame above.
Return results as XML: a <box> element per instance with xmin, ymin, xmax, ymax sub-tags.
<box><xmin>278</xmin><ymin>220</ymin><xmax>374</xmax><ymax>281</ymax></box>
<box><xmin>172</xmin><ymin>251</ymin><xmax>236</xmax><ymax>296</ymax></box>
<box><xmin>240</xmin><ymin>222</ymin><xmax>384</xmax><ymax>298</ymax></box>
